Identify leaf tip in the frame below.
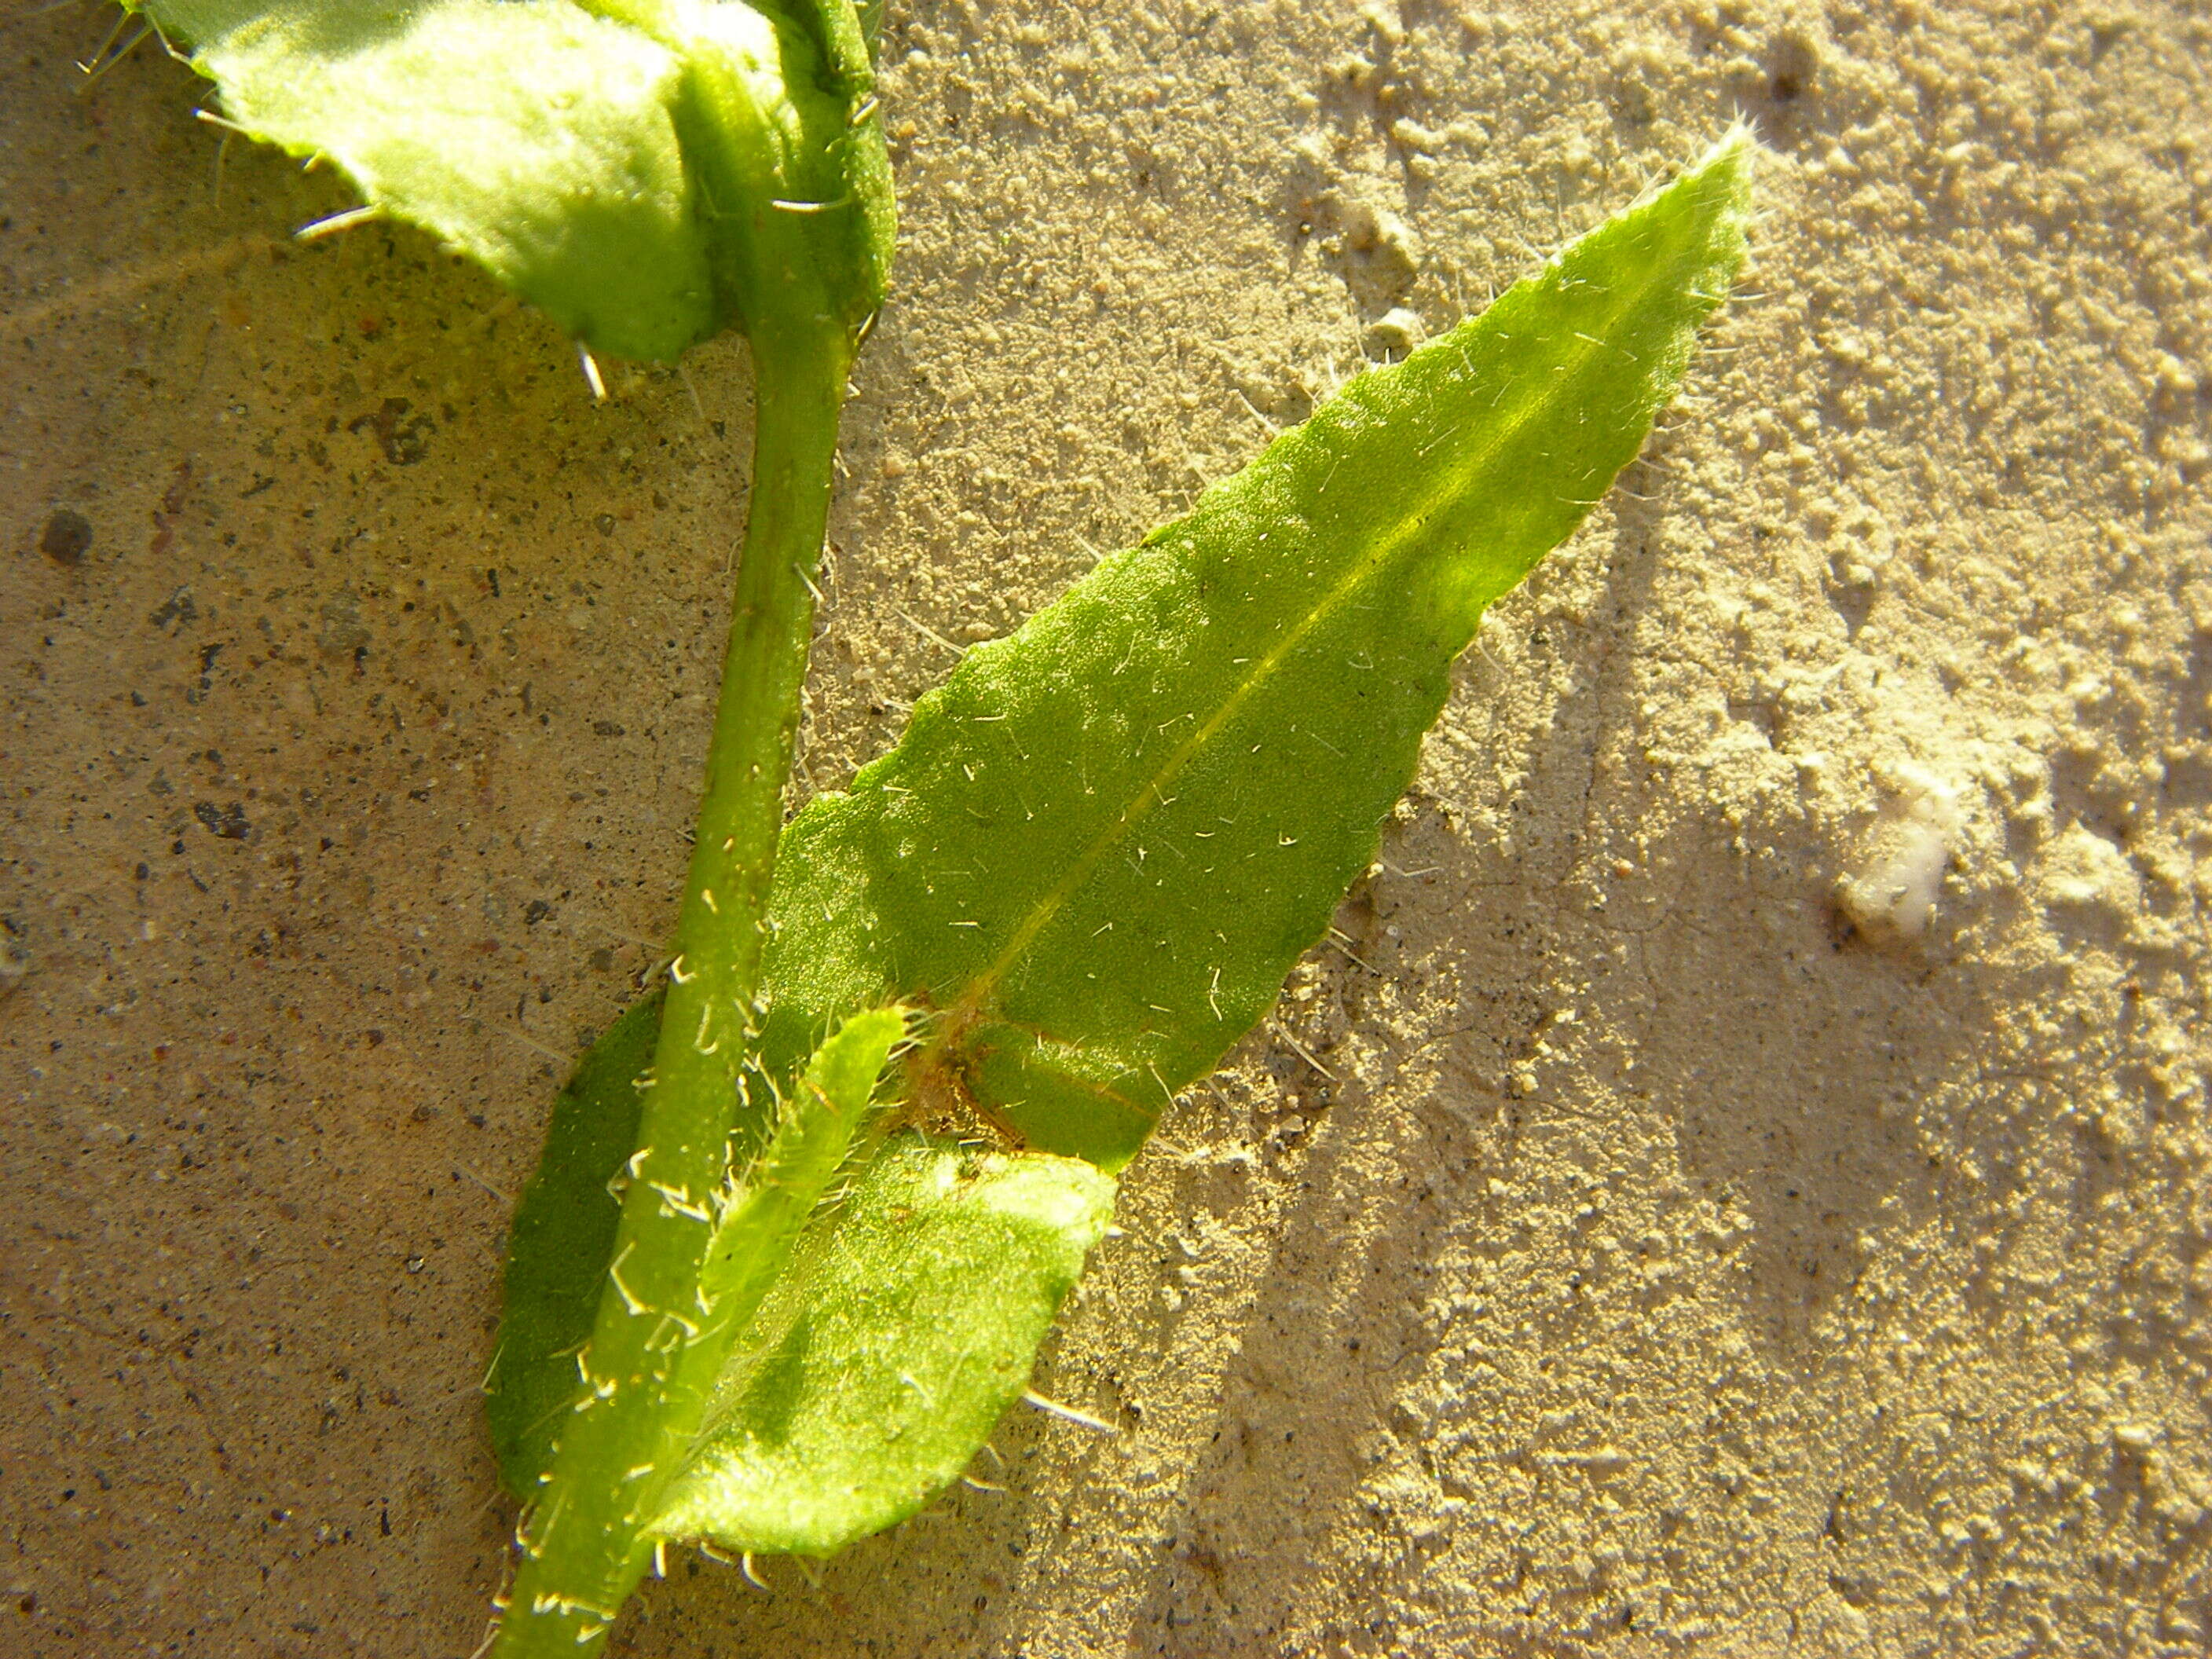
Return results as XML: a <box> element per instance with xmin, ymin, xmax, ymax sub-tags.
<box><xmin>1673</xmin><ymin>123</ymin><xmax>1760</xmax><ymax>254</ymax></box>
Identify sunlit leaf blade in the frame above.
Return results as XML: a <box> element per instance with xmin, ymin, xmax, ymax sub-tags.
<box><xmin>755</xmin><ymin>131</ymin><xmax>1755</xmax><ymax>1169</ymax></box>
<box><xmin>485</xmin><ymin>992</ymin><xmax>661</xmax><ymax>1498</ymax></box>
<box><xmin>132</xmin><ymin>0</ymin><xmax>892</xmax><ymax>361</ymax></box>
<box><xmin>650</xmin><ymin>1135</ymin><xmax>1115</xmax><ymax>1555</ymax></box>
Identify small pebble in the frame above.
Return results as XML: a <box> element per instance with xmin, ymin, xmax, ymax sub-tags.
<box><xmin>39</xmin><ymin>509</ymin><xmax>91</xmax><ymax>566</ymax></box>
<box><xmin>1365</xmin><ymin>306</ymin><xmax>1427</xmax><ymax>359</ymax></box>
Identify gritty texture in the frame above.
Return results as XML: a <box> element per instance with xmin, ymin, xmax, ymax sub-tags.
<box><xmin>2</xmin><ymin>2</ymin><xmax>2209</xmax><ymax>1657</ymax></box>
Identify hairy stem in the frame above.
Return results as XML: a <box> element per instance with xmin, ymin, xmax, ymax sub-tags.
<box><xmin>490</xmin><ymin>328</ymin><xmax>852</xmax><ymax>1657</ymax></box>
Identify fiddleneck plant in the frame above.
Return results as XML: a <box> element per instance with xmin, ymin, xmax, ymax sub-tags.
<box><xmin>115</xmin><ymin>2</ymin><xmax>1752</xmax><ymax>1652</ymax></box>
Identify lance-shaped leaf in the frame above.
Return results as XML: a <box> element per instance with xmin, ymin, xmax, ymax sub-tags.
<box><xmin>650</xmin><ymin>1134</ymin><xmax>1115</xmax><ymax>1556</ymax></box>
<box><xmin>495</xmin><ymin>130</ymin><xmax>1750</xmax><ymax>1565</ymax></box>
<box><xmin>133</xmin><ymin>0</ymin><xmax>893</xmax><ymax>360</ymax></box>
<box><xmin>754</xmin><ymin>131</ymin><xmax>1755</xmax><ymax>1169</ymax></box>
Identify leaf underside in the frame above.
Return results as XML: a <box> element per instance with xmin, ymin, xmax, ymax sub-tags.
<box><xmin>650</xmin><ymin>1133</ymin><xmax>1115</xmax><ymax>1556</ymax></box>
<box><xmin>753</xmin><ymin>130</ymin><xmax>1754</xmax><ymax>1170</ymax></box>
<box><xmin>487</xmin><ymin>999</ymin><xmax>908</xmax><ymax>1500</ymax></box>
<box><xmin>141</xmin><ymin>0</ymin><xmax>716</xmax><ymax>359</ymax></box>
<box><xmin>134</xmin><ymin>0</ymin><xmax>892</xmax><ymax>361</ymax></box>
<box><xmin>694</xmin><ymin>1005</ymin><xmax>909</xmax><ymax>1336</ymax></box>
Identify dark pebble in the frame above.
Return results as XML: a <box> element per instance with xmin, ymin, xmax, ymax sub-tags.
<box><xmin>39</xmin><ymin>509</ymin><xmax>91</xmax><ymax>566</ymax></box>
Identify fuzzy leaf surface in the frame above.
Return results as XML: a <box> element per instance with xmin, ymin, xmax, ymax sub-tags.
<box><xmin>753</xmin><ymin>133</ymin><xmax>1754</xmax><ymax>1169</ymax></box>
<box><xmin>650</xmin><ymin>1134</ymin><xmax>1115</xmax><ymax>1555</ymax></box>
<box><xmin>484</xmin><ymin>998</ymin><xmax>902</xmax><ymax>1499</ymax></box>
<box><xmin>694</xmin><ymin>1006</ymin><xmax>908</xmax><ymax>1331</ymax></box>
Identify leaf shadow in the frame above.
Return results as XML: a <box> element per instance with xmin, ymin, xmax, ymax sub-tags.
<box><xmin>1075</xmin><ymin>479</ymin><xmax>2007</xmax><ymax>1652</ymax></box>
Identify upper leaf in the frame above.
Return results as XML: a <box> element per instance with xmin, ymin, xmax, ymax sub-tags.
<box><xmin>752</xmin><ymin>131</ymin><xmax>1755</xmax><ymax>1169</ymax></box>
<box><xmin>135</xmin><ymin>0</ymin><xmax>893</xmax><ymax>361</ymax></box>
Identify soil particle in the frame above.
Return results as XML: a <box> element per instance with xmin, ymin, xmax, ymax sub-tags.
<box><xmin>37</xmin><ymin>507</ymin><xmax>90</xmax><ymax>565</ymax></box>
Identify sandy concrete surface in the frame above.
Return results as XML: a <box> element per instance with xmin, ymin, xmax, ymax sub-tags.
<box><xmin>5</xmin><ymin>0</ymin><xmax>2210</xmax><ymax>1654</ymax></box>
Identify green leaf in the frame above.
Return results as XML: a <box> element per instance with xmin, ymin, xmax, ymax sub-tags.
<box><xmin>485</xmin><ymin>991</ymin><xmax>661</xmax><ymax>1499</ymax></box>
<box><xmin>649</xmin><ymin>1133</ymin><xmax>1115</xmax><ymax>1556</ymax></box>
<box><xmin>485</xmin><ymin>997</ymin><xmax>902</xmax><ymax>1500</ymax></box>
<box><xmin>694</xmin><ymin>1005</ymin><xmax>908</xmax><ymax>1331</ymax></box>
<box><xmin>753</xmin><ymin>130</ymin><xmax>1756</xmax><ymax>1169</ymax></box>
<box><xmin>135</xmin><ymin>0</ymin><xmax>893</xmax><ymax>360</ymax></box>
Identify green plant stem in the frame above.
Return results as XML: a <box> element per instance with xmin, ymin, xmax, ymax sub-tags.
<box><xmin>490</xmin><ymin>326</ymin><xmax>853</xmax><ymax>1658</ymax></box>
